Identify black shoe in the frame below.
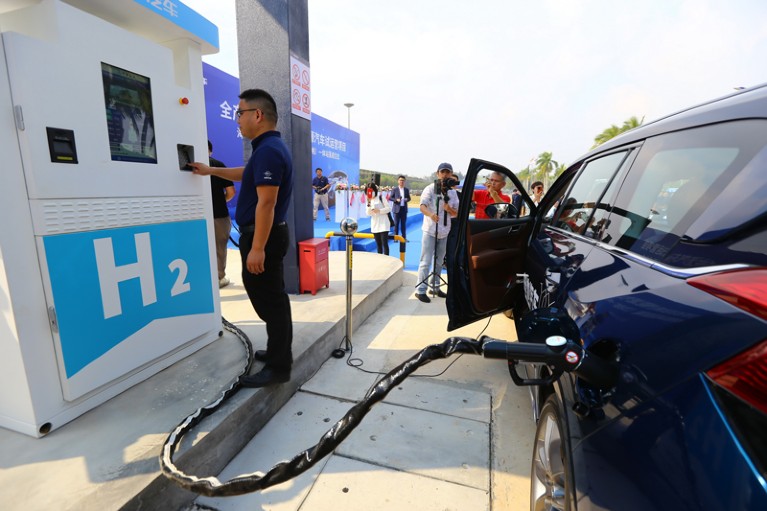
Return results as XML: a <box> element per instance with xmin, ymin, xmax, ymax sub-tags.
<box><xmin>254</xmin><ymin>350</ymin><xmax>268</xmax><ymax>362</ymax></box>
<box><xmin>415</xmin><ymin>293</ymin><xmax>431</xmax><ymax>303</ymax></box>
<box><xmin>240</xmin><ymin>367</ymin><xmax>290</xmax><ymax>388</ymax></box>
<box><xmin>434</xmin><ymin>290</ymin><xmax>447</xmax><ymax>298</ymax></box>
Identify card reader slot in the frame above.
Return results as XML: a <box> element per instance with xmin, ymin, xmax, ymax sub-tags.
<box><xmin>177</xmin><ymin>144</ymin><xmax>194</xmax><ymax>171</ymax></box>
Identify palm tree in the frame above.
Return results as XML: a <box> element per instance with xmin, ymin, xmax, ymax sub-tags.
<box><xmin>591</xmin><ymin>116</ymin><xmax>644</xmax><ymax>149</ymax></box>
<box><xmin>622</xmin><ymin>115</ymin><xmax>644</xmax><ymax>132</ymax></box>
<box><xmin>516</xmin><ymin>166</ymin><xmax>531</xmax><ymax>187</ymax></box>
<box><xmin>534</xmin><ymin>151</ymin><xmax>558</xmax><ymax>187</ymax></box>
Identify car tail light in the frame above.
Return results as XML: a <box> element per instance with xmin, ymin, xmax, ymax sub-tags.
<box><xmin>691</xmin><ymin>269</ymin><xmax>767</xmax><ymax>478</ymax></box>
<box><xmin>689</xmin><ymin>268</ymin><xmax>767</xmax><ymax>415</ymax></box>
<box><xmin>706</xmin><ymin>340</ymin><xmax>767</xmax><ymax>416</ymax></box>
<box><xmin>687</xmin><ymin>268</ymin><xmax>767</xmax><ymax>321</ymax></box>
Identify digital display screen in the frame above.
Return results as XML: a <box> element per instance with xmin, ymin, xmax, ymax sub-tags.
<box><xmin>101</xmin><ymin>63</ymin><xmax>157</xmax><ymax>164</ymax></box>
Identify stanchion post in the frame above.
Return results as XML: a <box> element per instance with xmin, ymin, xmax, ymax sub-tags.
<box><xmin>339</xmin><ymin>217</ymin><xmax>358</xmax><ymax>351</ymax></box>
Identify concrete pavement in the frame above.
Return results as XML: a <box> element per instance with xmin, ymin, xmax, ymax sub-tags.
<box><xmin>192</xmin><ymin>269</ymin><xmax>535</xmax><ymax>511</ymax></box>
<box><xmin>0</xmin><ymin>247</ymin><xmax>534</xmax><ymax>510</ymax></box>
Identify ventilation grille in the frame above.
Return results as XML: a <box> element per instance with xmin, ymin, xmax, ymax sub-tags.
<box><xmin>34</xmin><ymin>197</ymin><xmax>207</xmax><ymax>235</ymax></box>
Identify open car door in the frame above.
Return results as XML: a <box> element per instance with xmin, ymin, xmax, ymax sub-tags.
<box><xmin>446</xmin><ymin>159</ymin><xmax>536</xmax><ymax>330</ymax></box>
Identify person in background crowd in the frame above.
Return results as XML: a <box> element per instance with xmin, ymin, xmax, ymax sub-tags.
<box><xmin>511</xmin><ymin>188</ymin><xmax>523</xmax><ymax>216</ymax></box>
<box><xmin>312</xmin><ymin>167</ymin><xmax>330</xmax><ymax>221</ymax></box>
<box><xmin>208</xmin><ymin>140</ymin><xmax>236</xmax><ymax>288</ymax></box>
<box><xmin>366</xmin><ymin>183</ymin><xmax>392</xmax><ymax>255</ymax></box>
<box><xmin>472</xmin><ymin>171</ymin><xmax>510</xmax><ymax>219</ymax></box>
<box><xmin>390</xmin><ymin>175</ymin><xmax>411</xmax><ymax>241</ymax></box>
<box><xmin>415</xmin><ymin>162</ymin><xmax>459</xmax><ymax>303</ymax></box>
<box><xmin>521</xmin><ymin>181</ymin><xmax>546</xmax><ymax>217</ymax></box>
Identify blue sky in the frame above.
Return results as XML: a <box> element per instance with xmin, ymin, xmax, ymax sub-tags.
<box><xmin>185</xmin><ymin>0</ymin><xmax>767</xmax><ymax>178</ymax></box>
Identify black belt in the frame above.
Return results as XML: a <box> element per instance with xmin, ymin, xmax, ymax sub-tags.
<box><xmin>240</xmin><ymin>221</ymin><xmax>287</xmax><ymax>234</ymax></box>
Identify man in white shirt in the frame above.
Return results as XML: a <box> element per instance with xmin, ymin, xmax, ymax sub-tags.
<box><xmin>415</xmin><ymin>162</ymin><xmax>459</xmax><ymax>303</ymax></box>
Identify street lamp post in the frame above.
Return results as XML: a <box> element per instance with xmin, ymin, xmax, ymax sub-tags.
<box><xmin>343</xmin><ymin>102</ymin><xmax>354</xmax><ymax>129</ymax></box>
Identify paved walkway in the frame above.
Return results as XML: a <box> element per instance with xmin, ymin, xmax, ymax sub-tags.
<box><xmin>192</xmin><ymin>271</ymin><xmax>535</xmax><ymax>511</ymax></box>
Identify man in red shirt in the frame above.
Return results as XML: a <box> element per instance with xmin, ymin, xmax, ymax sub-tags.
<box><xmin>473</xmin><ymin>171</ymin><xmax>510</xmax><ymax>219</ymax></box>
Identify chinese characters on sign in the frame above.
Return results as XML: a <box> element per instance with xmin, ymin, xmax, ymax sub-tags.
<box><xmin>218</xmin><ymin>100</ymin><xmax>243</xmax><ymax>138</ymax></box>
<box><xmin>311</xmin><ymin>131</ymin><xmax>347</xmax><ymax>160</ymax></box>
<box><xmin>290</xmin><ymin>54</ymin><xmax>311</xmax><ymax>120</ymax></box>
<box><xmin>143</xmin><ymin>0</ymin><xmax>179</xmax><ymax>18</ymax></box>
<box><xmin>134</xmin><ymin>0</ymin><xmax>219</xmax><ymax>50</ymax></box>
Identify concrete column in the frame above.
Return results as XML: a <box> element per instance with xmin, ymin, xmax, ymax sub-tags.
<box><xmin>236</xmin><ymin>0</ymin><xmax>311</xmax><ymax>294</ymax></box>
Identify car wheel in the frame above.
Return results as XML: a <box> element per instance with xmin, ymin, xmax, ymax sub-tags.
<box><xmin>530</xmin><ymin>394</ymin><xmax>572</xmax><ymax>511</ymax></box>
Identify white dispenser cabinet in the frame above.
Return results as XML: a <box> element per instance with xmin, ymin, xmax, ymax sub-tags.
<box><xmin>0</xmin><ymin>0</ymin><xmax>222</xmax><ymax>437</ymax></box>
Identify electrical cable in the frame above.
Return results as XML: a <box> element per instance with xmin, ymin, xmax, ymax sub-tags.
<box><xmin>339</xmin><ymin>313</ymin><xmax>494</xmax><ymax>378</ymax></box>
<box><xmin>160</xmin><ymin>317</ymin><xmax>254</xmax><ymax>490</ymax></box>
<box><xmin>161</xmin><ymin>330</ymin><xmax>483</xmax><ymax>497</ymax></box>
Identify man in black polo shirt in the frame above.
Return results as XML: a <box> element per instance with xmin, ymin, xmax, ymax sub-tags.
<box><xmin>312</xmin><ymin>167</ymin><xmax>330</xmax><ymax>221</ymax></box>
<box><xmin>191</xmin><ymin>89</ymin><xmax>294</xmax><ymax>388</ymax></box>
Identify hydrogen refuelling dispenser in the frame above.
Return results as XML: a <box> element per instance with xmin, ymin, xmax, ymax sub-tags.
<box><xmin>0</xmin><ymin>0</ymin><xmax>222</xmax><ymax>437</ymax></box>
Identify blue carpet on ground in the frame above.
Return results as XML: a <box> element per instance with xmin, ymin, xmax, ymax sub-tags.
<box><xmin>227</xmin><ymin>206</ymin><xmax>426</xmax><ymax>272</ymax></box>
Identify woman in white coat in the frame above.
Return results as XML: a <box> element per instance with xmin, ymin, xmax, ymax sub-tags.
<box><xmin>365</xmin><ymin>183</ymin><xmax>392</xmax><ymax>255</ymax></box>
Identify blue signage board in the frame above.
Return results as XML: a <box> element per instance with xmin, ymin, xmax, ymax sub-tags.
<box><xmin>311</xmin><ymin>113</ymin><xmax>360</xmax><ymax>189</ymax></box>
<box><xmin>133</xmin><ymin>0</ymin><xmax>219</xmax><ymax>49</ymax></box>
<box><xmin>43</xmin><ymin>220</ymin><xmax>214</xmax><ymax>378</ymax></box>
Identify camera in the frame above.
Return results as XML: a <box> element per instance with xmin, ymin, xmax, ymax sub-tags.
<box><xmin>434</xmin><ymin>176</ymin><xmax>459</xmax><ymax>198</ymax></box>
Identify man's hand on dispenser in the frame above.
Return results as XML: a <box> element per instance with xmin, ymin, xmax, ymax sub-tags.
<box><xmin>189</xmin><ymin>162</ymin><xmax>212</xmax><ymax>175</ymax></box>
<box><xmin>190</xmin><ymin>162</ymin><xmax>245</xmax><ymax>182</ymax></box>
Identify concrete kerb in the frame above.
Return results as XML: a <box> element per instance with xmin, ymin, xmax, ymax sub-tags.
<box><xmin>122</xmin><ymin>252</ymin><xmax>404</xmax><ymax>510</ymax></box>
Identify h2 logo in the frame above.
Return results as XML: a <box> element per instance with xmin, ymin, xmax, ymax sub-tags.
<box><xmin>43</xmin><ymin>220</ymin><xmax>215</xmax><ymax>378</ymax></box>
<box><xmin>94</xmin><ymin>232</ymin><xmax>191</xmax><ymax>319</ymax></box>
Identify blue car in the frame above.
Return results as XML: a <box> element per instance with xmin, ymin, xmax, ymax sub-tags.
<box><xmin>447</xmin><ymin>84</ymin><xmax>767</xmax><ymax>510</ymax></box>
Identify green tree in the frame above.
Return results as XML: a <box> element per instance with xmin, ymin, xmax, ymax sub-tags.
<box><xmin>535</xmin><ymin>151</ymin><xmax>557</xmax><ymax>176</ymax></box>
<box><xmin>533</xmin><ymin>151</ymin><xmax>558</xmax><ymax>187</ymax></box>
<box><xmin>516</xmin><ymin>166</ymin><xmax>531</xmax><ymax>182</ymax></box>
<box><xmin>592</xmin><ymin>116</ymin><xmax>644</xmax><ymax>149</ymax></box>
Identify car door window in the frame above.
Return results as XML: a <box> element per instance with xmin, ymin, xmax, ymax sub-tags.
<box><xmin>601</xmin><ymin>121</ymin><xmax>767</xmax><ymax>262</ymax></box>
<box><xmin>551</xmin><ymin>151</ymin><xmax>629</xmax><ymax>238</ymax></box>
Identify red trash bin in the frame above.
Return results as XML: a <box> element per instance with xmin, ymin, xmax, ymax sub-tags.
<box><xmin>298</xmin><ymin>238</ymin><xmax>329</xmax><ymax>295</ymax></box>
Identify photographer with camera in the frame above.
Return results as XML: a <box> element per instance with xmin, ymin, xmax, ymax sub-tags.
<box><xmin>365</xmin><ymin>182</ymin><xmax>392</xmax><ymax>255</ymax></box>
<box><xmin>473</xmin><ymin>171</ymin><xmax>510</xmax><ymax>219</ymax></box>
<box><xmin>415</xmin><ymin>162</ymin><xmax>459</xmax><ymax>303</ymax></box>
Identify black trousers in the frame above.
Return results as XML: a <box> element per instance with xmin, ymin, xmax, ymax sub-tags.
<box><xmin>373</xmin><ymin>231</ymin><xmax>389</xmax><ymax>255</ymax></box>
<box><xmin>393</xmin><ymin>209</ymin><xmax>408</xmax><ymax>238</ymax></box>
<box><xmin>239</xmin><ymin>223</ymin><xmax>293</xmax><ymax>372</ymax></box>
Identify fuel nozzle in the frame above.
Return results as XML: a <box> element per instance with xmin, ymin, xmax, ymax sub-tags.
<box><xmin>479</xmin><ymin>334</ymin><xmax>616</xmax><ymax>390</ymax></box>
